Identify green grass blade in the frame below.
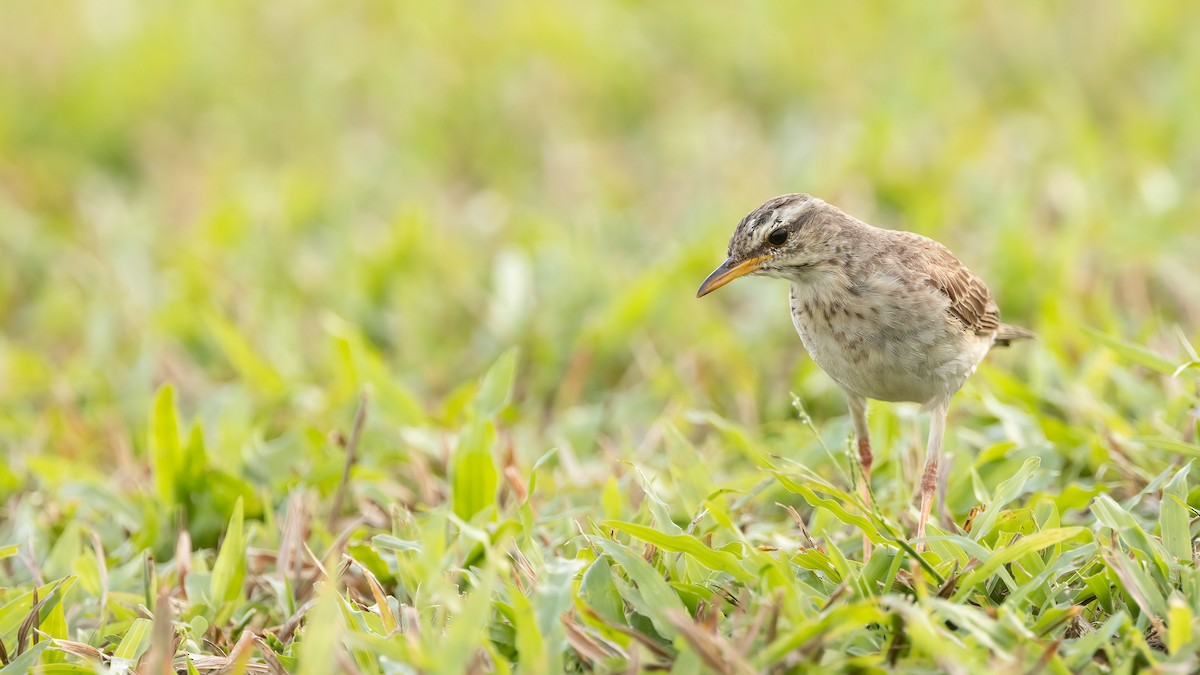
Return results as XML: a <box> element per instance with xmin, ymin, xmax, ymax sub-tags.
<box><xmin>113</xmin><ymin>617</ymin><xmax>153</xmax><ymax>662</ymax></box>
<box><xmin>297</xmin><ymin>582</ymin><xmax>344</xmax><ymax>675</ymax></box>
<box><xmin>210</xmin><ymin>497</ymin><xmax>246</xmax><ymax>608</ymax></box>
<box><xmin>1161</xmin><ymin>464</ymin><xmax>1193</xmax><ymax>563</ymax></box>
<box><xmin>603</xmin><ymin>520</ymin><xmax>753</xmax><ymax>582</ymax></box>
<box><xmin>149</xmin><ymin>384</ymin><xmax>183</xmax><ymax>508</ymax></box>
<box><xmin>770</xmin><ymin>471</ymin><xmax>886</xmax><ymax>544</ymax></box>
<box><xmin>757</xmin><ymin>602</ymin><xmax>887</xmax><ymax>667</ymax></box>
<box><xmin>0</xmin><ymin>642</ymin><xmax>50</xmax><ymax>675</ymax></box>
<box><xmin>451</xmin><ymin>420</ymin><xmax>499</xmax><ymax>521</ymax></box>
<box><xmin>1102</xmin><ymin>548</ymin><xmax>1169</xmax><ymax>622</ymax></box>
<box><xmin>595</xmin><ymin>537</ymin><xmax>688</xmax><ymax>640</ymax></box>
<box><xmin>970</xmin><ymin>457</ymin><xmax>1040</xmax><ymax>542</ymax></box>
<box><xmin>206</xmin><ymin>312</ymin><xmax>287</xmax><ymax>396</ymax></box>
<box><xmin>1083</xmin><ymin>326</ymin><xmax>1180</xmax><ymax>375</ymax></box>
<box><xmin>1168</xmin><ymin>596</ymin><xmax>1194</xmax><ymax>655</ymax></box>
<box><xmin>1092</xmin><ymin>494</ymin><xmax>1171</xmax><ymax>579</ymax></box>
<box><xmin>952</xmin><ymin>528</ymin><xmax>1087</xmax><ymax>601</ymax></box>
<box><xmin>432</xmin><ymin>568</ymin><xmax>496</xmax><ymax>675</ymax></box>
<box><xmin>472</xmin><ymin>347</ymin><xmax>519</xmax><ymax>418</ymax></box>
<box><xmin>1063</xmin><ymin>611</ymin><xmax>1127</xmax><ymax>669</ymax></box>
<box><xmin>579</xmin><ymin>557</ymin><xmax>624</xmax><ymax>623</ymax></box>
<box><xmin>1135</xmin><ymin>436</ymin><xmax>1200</xmax><ymax>458</ymax></box>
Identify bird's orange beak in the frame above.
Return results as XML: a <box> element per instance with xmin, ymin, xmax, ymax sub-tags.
<box><xmin>696</xmin><ymin>255</ymin><xmax>771</xmax><ymax>298</ymax></box>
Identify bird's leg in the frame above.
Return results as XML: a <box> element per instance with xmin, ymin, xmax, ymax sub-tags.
<box><xmin>848</xmin><ymin>396</ymin><xmax>873</xmax><ymax>497</ymax></box>
<box><xmin>938</xmin><ymin>450</ymin><xmax>955</xmax><ymax>529</ymax></box>
<box><xmin>848</xmin><ymin>395</ymin><xmax>873</xmax><ymax>560</ymax></box>
<box><xmin>916</xmin><ymin>400</ymin><xmax>950</xmax><ymax>552</ymax></box>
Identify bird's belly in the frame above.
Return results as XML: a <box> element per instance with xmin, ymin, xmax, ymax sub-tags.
<box><xmin>802</xmin><ymin>335</ymin><xmax>947</xmax><ymax>403</ymax></box>
<box><xmin>789</xmin><ymin>284</ymin><xmax>990</xmax><ymax>404</ymax></box>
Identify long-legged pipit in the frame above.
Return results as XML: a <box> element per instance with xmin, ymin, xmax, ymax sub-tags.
<box><xmin>697</xmin><ymin>194</ymin><xmax>1033</xmax><ymax>547</ymax></box>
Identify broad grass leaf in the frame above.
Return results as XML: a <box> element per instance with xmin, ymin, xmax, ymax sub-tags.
<box><xmin>1173</xmin><ymin>360</ymin><xmax>1200</xmax><ymax>378</ymax></box>
<box><xmin>533</xmin><ymin>557</ymin><xmax>583</xmax><ymax>673</ymax></box>
<box><xmin>1136</xmin><ymin>436</ymin><xmax>1200</xmax><ymax>458</ymax></box>
<box><xmin>451</xmin><ymin>420</ymin><xmax>499</xmax><ymax>521</ymax></box>
<box><xmin>792</xmin><ymin>548</ymin><xmax>840</xmax><ymax>581</ymax></box>
<box><xmin>472</xmin><ymin>347</ymin><xmax>518</xmax><ymax>418</ymax></box>
<box><xmin>210</xmin><ymin>497</ymin><xmax>246</xmax><ymax>609</ymax></box>
<box><xmin>371</xmin><ymin>535</ymin><xmax>422</xmax><ymax>553</ymax></box>
<box><xmin>181</xmin><ymin>424</ymin><xmax>208</xmax><ymax>500</ymax></box>
<box><xmin>433</xmin><ymin>568</ymin><xmax>496</xmax><ymax>675</ymax></box>
<box><xmin>1004</xmin><ymin>542</ymin><xmax>1097</xmax><ymax>609</ymax></box>
<box><xmin>595</xmin><ymin>537</ymin><xmax>688</xmax><ymax>640</ymax></box>
<box><xmin>770</xmin><ymin>472</ymin><xmax>886</xmax><ymax>544</ymax></box>
<box><xmin>525</xmin><ymin>447</ymin><xmax>557</xmax><ymax>501</ymax></box>
<box><xmin>0</xmin><ymin>641</ymin><xmax>50</xmax><ymax>675</ymax></box>
<box><xmin>1102</xmin><ymin>547</ymin><xmax>1169</xmax><ymax>621</ymax></box>
<box><xmin>507</xmin><ymin>582</ymin><xmax>547</xmax><ymax>675</ymax></box>
<box><xmin>601</xmin><ymin>477</ymin><xmax>623</xmax><ymax>520</ymax></box>
<box><xmin>43</xmin><ymin>523</ymin><xmax>82</xmax><ymax>582</ymax></box>
<box><xmin>925</xmin><ymin>599</ymin><xmax>1010</xmax><ymax>656</ymax></box>
<box><xmin>1168</xmin><ymin>596</ymin><xmax>1194</xmax><ymax>655</ymax></box>
<box><xmin>579</xmin><ymin>557</ymin><xmax>624</xmax><ymax>624</ymax></box>
<box><xmin>297</xmin><ymin>582</ymin><xmax>343</xmax><ymax>675</ymax></box>
<box><xmin>824</xmin><ymin>538</ymin><xmax>854</xmax><ymax>584</ymax></box>
<box><xmin>1182</xmin><ymin>568</ymin><xmax>1200</xmax><ymax>615</ymax></box>
<box><xmin>970</xmin><ymin>457</ymin><xmax>1040</xmax><ymax>542</ymax></box>
<box><xmin>0</xmin><ymin>576</ymin><xmax>75</xmax><ymax>669</ymax></box>
<box><xmin>1083</xmin><ymin>326</ymin><xmax>1179</xmax><ymax>374</ymax></box>
<box><xmin>1092</xmin><ymin>494</ymin><xmax>1170</xmax><ymax>580</ymax></box>
<box><xmin>625</xmin><ymin>463</ymin><xmax>683</xmax><ymax>535</ymax></box>
<box><xmin>206</xmin><ymin>312</ymin><xmax>286</xmax><ymax>396</ymax></box>
<box><xmin>859</xmin><ymin>545</ymin><xmax>900</xmax><ymax>597</ymax></box>
<box><xmin>1161</xmin><ymin>464</ymin><xmax>1193</xmax><ymax>563</ymax></box>
<box><xmin>339</xmin><ymin>596</ymin><xmax>390</xmax><ymax>671</ymax></box>
<box><xmin>603</xmin><ymin>520</ymin><xmax>752</xmax><ymax>582</ymax></box>
<box><xmin>888</xmin><ymin>599</ymin><xmax>978</xmax><ymax>668</ymax></box>
<box><xmin>36</xmin><ymin>576</ymin><xmax>75</xmax><ymax>647</ymax></box>
<box><xmin>1084</xmin><ymin>571</ymin><xmax>1114</xmax><ymax>614</ymax></box>
<box><xmin>952</xmin><ymin>528</ymin><xmax>1087</xmax><ymax>601</ymax></box>
<box><xmin>113</xmin><ymin>617</ymin><xmax>153</xmax><ymax>663</ymax></box>
<box><xmin>923</xmin><ymin>534</ymin><xmax>1019</xmax><ymax>596</ymax></box>
<box><xmin>0</xmin><ymin>577</ymin><xmax>77</xmax><ymax>642</ymax></box>
<box><xmin>1063</xmin><ymin>611</ymin><xmax>1127</xmax><ymax>670</ymax></box>
<box><xmin>322</xmin><ymin>314</ymin><xmax>425</xmax><ymax>423</ymax></box>
<box><xmin>1028</xmin><ymin>604</ymin><xmax>1080</xmax><ymax>638</ymax></box>
<box><xmin>758</xmin><ymin>603</ymin><xmax>886</xmax><ymax>667</ymax></box>
<box><xmin>685</xmin><ymin>411</ymin><xmax>775</xmax><ymax>469</ymax></box>
<box><xmin>150</xmin><ymin>384</ymin><xmax>183</xmax><ymax>508</ymax></box>
<box><xmin>17</xmin><ymin>664</ymin><xmax>96</xmax><ymax>673</ymax></box>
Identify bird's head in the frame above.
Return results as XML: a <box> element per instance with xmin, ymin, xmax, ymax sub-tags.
<box><xmin>696</xmin><ymin>193</ymin><xmax>850</xmax><ymax>298</ymax></box>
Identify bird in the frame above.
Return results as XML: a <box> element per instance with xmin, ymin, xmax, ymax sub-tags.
<box><xmin>696</xmin><ymin>193</ymin><xmax>1033</xmax><ymax>550</ymax></box>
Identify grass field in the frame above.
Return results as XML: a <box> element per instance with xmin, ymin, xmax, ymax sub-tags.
<box><xmin>2</xmin><ymin>2</ymin><xmax>1200</xmax><ymax>673</ymax></box>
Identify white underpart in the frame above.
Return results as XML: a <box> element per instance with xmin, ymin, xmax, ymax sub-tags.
<box><xmin>788</xmin><ymin>272</ymin><xmax>994</xmax><ymax>410</ymax></box>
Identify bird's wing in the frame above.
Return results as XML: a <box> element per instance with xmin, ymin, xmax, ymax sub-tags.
<box><xmin>893</xmin><ymin>232</ymin><xmax>1002</xmax><ymax>335</ymax></box>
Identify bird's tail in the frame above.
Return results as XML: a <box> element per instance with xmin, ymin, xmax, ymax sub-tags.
<box><xmin>994</xmin><ymin>324</ymin><xmax>1036</xmax><ymax>347</ymax></box>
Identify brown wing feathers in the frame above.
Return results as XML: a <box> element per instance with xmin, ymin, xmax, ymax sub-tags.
<box><xmin>895</xmin><ymin>232</ymin><xmax>1004</xmax><ymax>336</ymax></box>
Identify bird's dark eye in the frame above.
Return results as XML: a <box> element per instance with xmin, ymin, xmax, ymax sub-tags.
<box><xmin>767</xmin><ymin>228</ymin><xmax>789</xmax><ymax>247</ymax></box>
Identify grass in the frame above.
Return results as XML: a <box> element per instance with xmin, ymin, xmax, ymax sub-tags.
<box><xmin>2</xmin><ymin>1</ymin><xmax>1200</xmax><ymax>673</ymax></box>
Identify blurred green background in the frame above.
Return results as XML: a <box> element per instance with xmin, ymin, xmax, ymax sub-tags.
<box><xmin>4</xmin><ymin>1</ymin><xmax>1197</xmax><ymax>447</ymax></box>
<box><xmin>1</xmin><ymin>1</ymin><xmax>1199</xmax><ymax>669</ymax></box>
